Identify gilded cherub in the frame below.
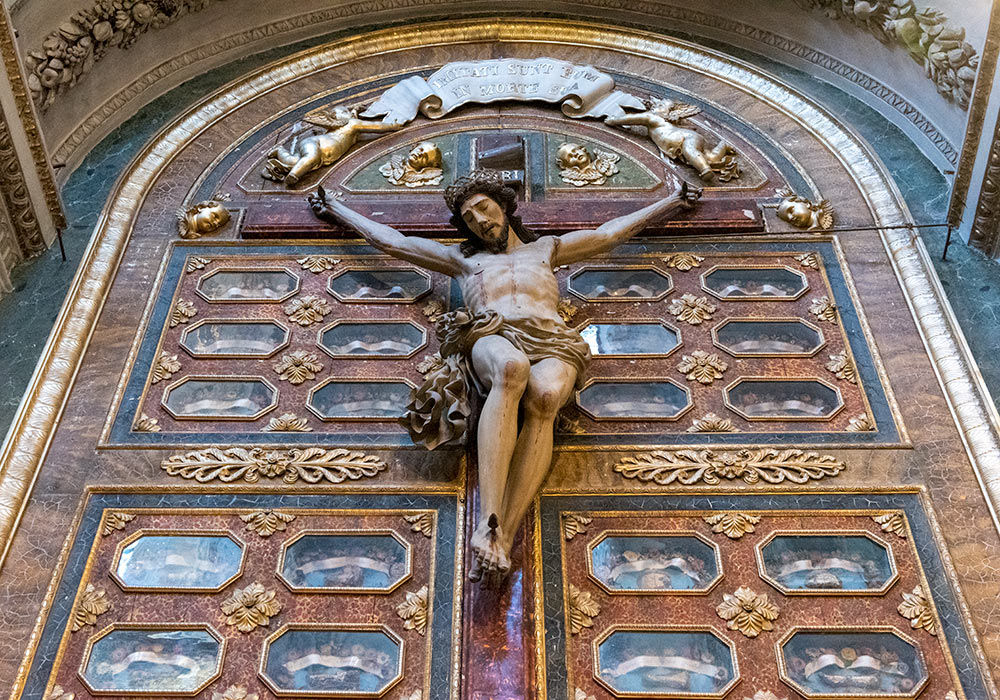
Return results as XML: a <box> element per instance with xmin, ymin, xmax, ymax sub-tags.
<box><xmin>379</xmin><ymin>141</ymin><xmax>444</xmax><ymax>187</ymax></box>
<box><xmin>776</xmin><ymin>187</ymin><xmax>835</xmax><ymax>230</ymax></box>
<box><xmin>556</xmin><ymin>142</ymin><xmax>620</xmax><ymax>187</ymax></box>
<box><xmin>176</xmin><ymin>197</ymin><xmax>230</xmax><ymax>239</ymax></box>
<box><xmin>262</xmin><ymin>105</ymin><xmax>403</xmax><ymax>186</ymax></box>
<box><xmin>605</xmin><ymin>98</ymin><xmax>740</xmax><ymax>182</ymax></box>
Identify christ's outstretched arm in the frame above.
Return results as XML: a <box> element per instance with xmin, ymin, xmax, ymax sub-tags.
<box><xmin>309</xmin><ymin>189</ymin><xmax>462</xmax><ymax>276</ymax></box>
<box><xmin>551</xmin><ymin>181</ymin><xmax>701</xmax><ymax>266</ymax></box>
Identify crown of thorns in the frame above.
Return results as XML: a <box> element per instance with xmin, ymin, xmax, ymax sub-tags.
<box><xmin>444</xmin><ymin>169</ymin><xmax>510</xmax><ymax>213</ymax></box>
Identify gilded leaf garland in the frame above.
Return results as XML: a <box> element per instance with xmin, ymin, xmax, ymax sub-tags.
<box><xmin>404</xmin><ymin>512</ymin><xmax>434</xmax><ymax>537</ymax></box>
<box><xmin>169</xmin><ymin>299</ymin><xmax>197</xmax><ymax>328</ymax></box>
<box><xmin>240</xmin><ymin>510</ymin><xmax>296</xmax><ymax>537</ymax></box>
<box><xmin>704</xmin><ymin>512</ymin><xmax>761</xmax><ymax>539</ymax></box>
<box><xmin>662</xmin><ymin>253</ymin><xmax>705</xmax><ymax>271</ymax></box>
<box><xmin>716</xmin><ymin>586</ymin><xmax>779</xmax><ymax>638</ymax></box>
<box><xmin>150</xmin><ymin>351</ymin><xmax>180</xmax><ymax>384</ymax></box>
<box><xmin>826</xmin><ymin>352</ymin><xmax>857</xmax><ymax>383</ymax></box>
<box><xmin>101</xmin><ymin>511</ymin><xmax>135</xmax><ymax>536</ymax></box>
<box><xmin>615</xmin><ymin>448</ymin><xmax>845</xmax><ymax>485</ymax></box>
<box><xmin>273</xmin><ymin>351</ymin><xmax>323</xmax><ymax>385</ymax></box>
<box><xmin>562</xmin><ymin>513</ymin><xmax>593</xmax><ymax>541</ymax></box>
<box><xmin>568</xmin><ymin>585</ymin><xmax>601</xmax><ymax>634</ymax></box>
<box><xmin>284</xmin><ymin>295</ymin><xmax>331</xmax><ymax>327</ymax></box>
<box><xmin>809</xmin><ymin>295</ymin><xmax>838</xmax><ymax>323</ymax></box>
<box><xmin>847</xmin><ymin>413</ymin><xmax>875</xmax><ymax>431</ymax></box>
<box><xmin>212</xmin><ymin>686</ymin><xmax>259</xmax><ymax>700</ymax></box>
<box><xmin>71</xmin><ymin>583</ymin><xmax>110</xmax><ymax>632</ymax></box>
<box><xmin>557</xmin><ymin>298</ymin><xmax>579</xmax><ymax>323</ymax></box>
<box><xmin>898</xmin><ymin>585</ymin><xmax>937</xmax><ymax>635</ymax></box>
<box><xmin>297</xmin><ymin>255</ymin><xmax>340</xmax><ymax>273</ymax></box>
<box><xmin>873</xmin><ymin>512</ymin><xmax>907</xmax><ymax>538</ymax></box>
<box><xmin>221</xmin><ymin>583</ymin><xmax>282</xmax><ymax>633</ymax></box>
<box><xmin>677</xmin><ymin>351</ymin><xmax>728</xmax><ymax>385</ymax></box>
<box><xmin>396</xmin><ymin>585</ymin><xmax>429</xmax><ymax>635</ymax></box>
<box><xmin>262</xmin><ymin>413</ymin><xmax>312</xmax><ymax>432</ymax></box>
<box><xmin>795</xmin><ymin>252</ymin><xmax>821</xmax><ymax>270</ymax></box>
<box><xmin>161</xmin><ymin>447</ymin><xmax>387</xmax><ymax>484</ymax></box>
<box><xmin>133</xmin><ymin>413</ymin><xmax>161</xmax><ymax>432</ymax></box>
<box><xmin>687</xmin><ymin>413</ymin><xmax>737</xmax><ymax>433</ymax></box>
<box><xmin>668</xmin><ymin>294</ymin><xmax>716</xmax><ymax>325</ymax></box>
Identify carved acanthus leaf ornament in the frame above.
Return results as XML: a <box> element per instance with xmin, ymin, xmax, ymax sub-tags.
<box><xmin>222</xmin><ymin>583</ymin><xmax>282</xmax><ymax>632</ymax></box>
<box><xmin>873</xmin><ymin>512</ymin><xmax>908</xmax><ymax>538</ymax></box>
<box><xmin>568</xmin><ymin>585</ymin><xmax>601</xmax><ymax>634</ymax></box>
<box><xmin>101</xmin><ymin>511</ymin><xmax>135</xmax><ymax>536</ymax></box>
<box><xmin>795</xmin><ymin>252</ymin><xmax>821</xmax><ymax>270</ymax></box>
<box><xmin>562</xmin><ymin>513</ymin><xmax>593</xmax><ymax>541</ymax></box>
<box><xmin>169</xmin><ymin>299</ymin><xmax>197</xmax><ymax>328</ymax></box>
<box><xmin>826</xmin><ymin>352</ymin><xmax>857</xmax><ymax>383</ymax></box>
<box><xmin>161</xmin><ymin>447</ymin><xmax>386</xmax><ymax>484</ymax></box>
<box><xmin>557</xmin><ymin>298</ymin><xmax>579</xmax><ymax>323</ymax></box>
<box><xmin>262</xmin><ymin>413</ymin><xmax>311</xmax><ymax>432</ymax></box>
<box><xmin>615</xmin><ymin>449</ymin><xmax>845</xmax><ymax>485</ymax></box>
<box><xmin>663</xmin><ymin>253</ymin><xmax>704</xmax><ymax>271</ymax></box>
<box><xmin>240</xmin><ymin>510</ymin><xmax>296</xmax><ymax>537</ymax></box>
<box><xmin>847</xmin><ymin>413</ymin><xmax>875</xmax><ymax>431</ymax></box>
<box><xmin>297</xmin><ymin>255</ymin><xmax>340</xmax><ymax>273</ymax></box>
<box><xmin>404</xmin><ymin>512</ymin><xmax>434</xmax><ymax>537</ymax></box>
<box><xmin>898</xmin><ymin>585</ymin><xmax>937</xmax><ymax>635</ymax></box>
<box><xmin>396</xmin><ymin>585</ymin><xmax>429</xmax><ymax>635</ymax></box>
<box><xmin>284</xmin><ymin>295</ymin><xmax>331</xmax><ymax>327</ymax></box>
<box><xmin>273</xmin><ymin>351</ymin><xmax>323</xmax><ymax>385</ymax></box>
<box><xmin>71</xmin><ymin>583</ymin><xmax>110</xmax><ymax>631</ymax></box>
<box><xmin>704</xmin><ymin>512</ymin><xmax>761</xmax><ymax>539</ymax></box>
<box><xmin>716</xmin><ymin>586</ymin><xmax>779</xmax><ymax>637</ymax></box>
<box><xmin>677</xmin><ymin>350</ymin><xmax>728</xmax><ymax>385</ymax></box>
<box><xmin>133</xmin><ymin>413</ymin><xmax>160</xmax><ymax>432</ymax></box>
<box><xmin>668</xmin><ymin>294</ymin><xmax>716</xmax><ymax>325</ymax></box>
<box><xmin>150</xmin><ymin>351</ymin><xmax>180</xmax><ymax>384</ymax></box>
<box><xmin>687</xmin><ymin>413</ymin><xmax>737</xmax><ymax>433</ymax></box>
<box><xmin>809</xmin><ymin>296</ymin><xmax>838</xmax><ymax>323</ymax></box>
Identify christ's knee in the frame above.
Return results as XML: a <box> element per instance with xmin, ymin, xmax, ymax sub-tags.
<box><xmin>493</xmin><ymin>356</ymin><xmax>530</xmax><ymax>394</ymax></box>
<box><xmin>523</xmin><ymin>383</ymin><xmax>568</xmax><ymax>420</ymax></box>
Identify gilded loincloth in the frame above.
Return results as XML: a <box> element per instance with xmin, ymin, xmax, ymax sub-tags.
<box><xmin>399</xmin><ymin>308</ymin><xmax>591</xmax><ymax>449</ymax></box>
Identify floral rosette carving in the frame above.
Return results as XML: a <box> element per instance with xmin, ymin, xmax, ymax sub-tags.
<box><xmin>716</xmin><ymin>586</ymin><xmax>779</xmax><ymax>638</ymax></box>
<box><xmin>273</xmin><ymin>351</ymin><xmax>323</xmax><ymax>385</ymax></box>
<box><xmin>677</xmin><ymin>350</ymin><xmax>728</xmax><ymax>385</ymax></box>
<box><xmin>668</xmin><ymin>294</ymin><xmax>716</xmax><ymax>325</ymax></box>
<box><xmin>283</xmin><ymin>295</ymin><xmax>331</xmax><ymax>326</ymax></box>
<box><xmin>221</xmin><ymin>582</ymin><xmax>282</xmax><ymax>632</ymax></box>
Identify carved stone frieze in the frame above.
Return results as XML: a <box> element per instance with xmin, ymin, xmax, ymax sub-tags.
<box><xmin>161</xmin><ymin>447</ymin><xmax>387</xmax><ymax>484</ymax></box>
<box><xmin>615</xmin><ymin>448</ymin><xmax>845</xmax><ymax>485</ymax></box>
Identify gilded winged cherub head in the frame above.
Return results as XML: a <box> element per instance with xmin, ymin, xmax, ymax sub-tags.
<box><xmin>177</xmin><ymin>199</ymin><xmax>230</xmax><ymax>239</ymax></box>
<box><xmin>775</xmin><ymin>188</ymin><xmax>834</xmax><ymax>231</ymax></box>
<box><xmin>556</xmin><ymin>142</ymin><xmax>620</xmax><ymax>187</ymax></box>
<box><xmin>379</xmin><ymin>141</ymin><xmax>444</xmax><ymax>187</ymax></box>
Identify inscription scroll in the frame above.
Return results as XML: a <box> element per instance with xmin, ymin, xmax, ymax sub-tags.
<box><xmin>362</xmin><ymin>58</ymin><xmax>644</xmax><ymax>124</ymax></box>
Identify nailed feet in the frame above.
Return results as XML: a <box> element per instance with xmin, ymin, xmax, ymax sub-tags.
<box><xmin>469</xmin><ymin>513</ymin><xmax>511</xmax><ymax>588</ymax></box>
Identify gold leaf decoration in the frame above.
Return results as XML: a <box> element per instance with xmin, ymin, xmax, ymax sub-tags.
<box><xmin>556</xmin><ymin>412</ymin><xmax>586</xmax><ymax>435</ymax></box>
<box><xmin>221</xmin><ymin>583</ymin><xmax>282</xmax><ymax>633</ymax></box>
<box><xmin>169</xmin><ymin>299</ymin><xmax>197</xmax><ymax>328</ymax></box>
<box><xmin>847</xmin><ymin>413</ymin><xmax>875</xmax><ymax>431</ymax></box>
<box><xmin>575</xmin><ymin>690</ymin><xmax>597</xmax><ymax>700</ymax></box>
<box><xmin>704</xmin><ymin>512</ymin><xmax>761</xmax><ymax>539</ymax></box>
<box><xmin>687</xmin><ymin>413</ymin><xmax>738</xmax><ymax>433</ymax></box>
<box><xmin>794</xmin><ymin>252</ymin><xmax>821</xmax><ymax>270</ymax></box>
<box><xmin>273</xmin><ymin>351</ymin><xmax>324</xmax><ymax>385</ymax></box>
<box><xmin>716</xmin><ymin>586</ymin><xmax>779</xmax><ymax>638</ymax></box>
<box><xmin>945</xmin><ymin>692</ymin><xmax>958</xmax><ymax>700</ymax></box>
<box><xmin>396</xmin><ymin>585</ymin><xmax>429</xmax><ymax>635</ymax></box>
<box><xmin>677</xmin><ymin>350</ymin><xmax>728</xmax><ymax>385</ymax></box>
<box><xmin>101</xmin><ymin>511</ymin><xmax>135</xmax><ymax>536</ymax></box>
<box><xmin>615</xmin><ymin>448</ymin><xmax>845</xmax><ymax>486</ymax></box>
<box><xmin>568</xmin><ymin>584</ymin><xmax>601</xmax><ymax>634</ymax></box>
<box><xmin>404</xmin><ymin>513</ymin><xmax>434</xmax><ymax>537</ymax></box>
<box><xmin>557</xmin><ymin>298</ymin><xmax>579</xmax><ymax>323</ymax></box>
<box><xmin>826</xmin><ymin>352</ymin><xmax>857</xmax><ymax>383</ymax></box>
<box><xmin>262</xmin><ymin>413</ymin><xmax>312</xmax><ymax>432</ymax></box>
<box><xmin>745</xmin><ymin>692</ymin><xmax>787</xmax><ymax>700</ymax></box>
<box><xmin>47</xmin><ymin>686</ymin><xmax>76</xmax><ymax>700</ymax></box>
<box><xmin>898</xmin><ymin>585</ymin><xmax>937</xmax><ymax>635</ymax></box>
<box><xmin>873</xmin><ymin>512</ymin><xmax>907</xmax><ymax>538</ymax></box>
<box><xmin>150</xmin><ymin>351</ymin><xmax>181</xmax><ymax>384</ymax></box>
<box><xmin>185</xmin><ymin>256</ymin><xmax>211</xmax><ymax>273</ymax></box>
<box><xmin>809</xmin><ymin>295</ymin><xmax>838</xmax><ymax>323</ymax></box>
<box><xmin>240</xmin><ymin>510</ymin><xmax>296</xmax><ymax>537</ymax></box>
<box><xmin>297</xmin><ymin>255</ymin><xmax>340</xmax><ymax>273</ymax></box>
<box><xmin>212</xmin><ymin>686</ymin><xmax>259</xmax><ymax>700</ymax></box>
<box><xmin>283</xmin><ymin>295</ymin><xmax>331</xmax><ymax>327</ymax></box>
<box><xmin>422</xmin><ymin>299</ymin><xmax>446</xmax><ymax>321</ymax></box>
<box><xmin>663</xmin><ymin>253</ymin><xmax>705</xmax><ymax>271</ymax></box>
<box><xmin>668</xmin><ymin>294</ymin><xmax>716</xmax><ymax>326</ymax></box>
<box><xmin>133</xmin><ymin>413</ymin><xmax>161</xmax><ymax>432</ymax></box>
<box><xmin>71</xmin><ymin>583</ymin><xmax>111</xmax><ymax>632</ymax></box>
<box><xmin>562</xmin><ymin>513</ymin><xmax>593</xmax><ymax>541</ymax></box>
<box><xmin>161</xmin><ymin>447</ymin><xmax>387</xmax><ymax>484</ymax></box>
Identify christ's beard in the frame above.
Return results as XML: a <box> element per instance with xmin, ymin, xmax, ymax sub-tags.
<box><xmin>481</xmin><ymin>223</ymin><xmax>509</xmax><ymax>254</ymax></box>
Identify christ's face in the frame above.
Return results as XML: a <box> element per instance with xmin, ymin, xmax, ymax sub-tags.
<box><xmin>459</xmin><ymin>193</ymin><xmax>509</xmax><ymax>252</ymax></box>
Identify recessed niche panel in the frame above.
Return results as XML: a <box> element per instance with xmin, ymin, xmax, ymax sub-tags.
<box><xmin>568</xmin><ymin>267</ymin><xmax>672</xmax><ymax>302</ymax></box>
<box><xmin>180</xmin><ymin>320</ymin><xmax>289</xmax><ymax>358</ymax></box>
<box><xmin>758</xmin><ymin>533</ymin><xmax>897</xmax><ymax>594</ymax></box>
<box><xmin>279</xmin><ymin>532</ymin><xmax>410</xmax><ymax>592</ymax></box>
<box><xmin>725</xmin><ymin>379</ymin><xmax>842</xmax><ymax>421</ymax></box>
<box><xmin>580</xmin><ymin>322</ymin><xmax>680</xmax><ymax>357</ymax></box>
<box><xmin>79</xmin><ymin>625</ymin><xmax>223</xmax><ymax>694</ymax></box>
<box><xmin>307</xmin><ymin>380</ymin><xmax>412</xmax><ymax>420</ymax></box>
<box><xmin>328</xmin><ymin>267</ymin><xmax>431</xmax><ymax>303</ymax></box>
<box><xmin>779</xmin><ymin>629</ymin><xmax>928</xmax><ymax>698</ymax></box>
<box><xmin>196</xmin><ymin>268</ymin><xmax>299</xmax><ymax>302</ymax></box>
<box><xmin>578</xmin><ymin>380</ymin><xmax>690</xmax><ymax>420</ymax></box>
<box><xmin>702</xmin><ymin>266</ymin><xmax>807</xmax><ymax>300</ymax></box>
<box><xmin>319</xmin><ymin>321</ymin><xmax>427</xmax><ymax>358</ymax></box>
<box><xmin>588</xmin><ymin>533</ymin><xmax>720</xmax><ymax>593</ymax></box>
<box><xmin>261</xmin><ymin>626</ymin><xmax>403</xmax><ymax>696</ymax></box>
<box><xmin>162</xmin><ymin>377</ymin><xmax>277</xmax><ymax>420</ymax></box>
<box><xmin>113</xmin><ymin>532</ymin><xmax>244</xmax><ymax>591</ymax></box>
<box><xmin>714</xmin><ymin>319</ymin><xmax>824</xmax><ymax>357</ymax></box>
<box><xmin>595</xmin><ymin>629</ymin><xmax>738</xmax><ymax>697</ymax></box>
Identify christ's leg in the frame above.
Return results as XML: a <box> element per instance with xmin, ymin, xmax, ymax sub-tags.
<box><xmin>468</xmin><ymin>335</ymin><xmax>530</xmax><ymax>584</ymax></box>
<box><xmin>497</xmin><ymin>358</ymin><xmax>577</xmax><ymax>559</ymax></box>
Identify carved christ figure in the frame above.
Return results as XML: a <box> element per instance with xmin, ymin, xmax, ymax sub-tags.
<box><xmin>310</xmin><ymin>170</ymin><xmax>700</xmax><ymax>586</ymax></box>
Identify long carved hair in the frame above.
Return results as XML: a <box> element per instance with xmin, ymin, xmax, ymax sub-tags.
<box><xmin>444</xmin><ymin>169</ymin><xmax>539</xmax><ymax>257</ymax></box>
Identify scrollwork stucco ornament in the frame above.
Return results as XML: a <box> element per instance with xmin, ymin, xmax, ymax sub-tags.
<box><xmin>380</xmin><ymin>142</ymin><xmax>444</xmax><ymax>187</ymax></box>
<box><xmin>556</xmin><ymin>142</ymin><xmax>620</xmax><ymax>186</ymax></box>
<box><xmin>776</xmin><ymin>188</ymin><xmax>834</xmax><ymax>231</ymax></box>
<box><xmin>177</xmin><ymin>198</ymin><xmax>230</xmax><ymax>239</ymax></box>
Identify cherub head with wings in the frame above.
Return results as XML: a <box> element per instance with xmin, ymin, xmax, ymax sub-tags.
<box><xmin>776</xmin><ymin>187</ymin><xmax>835</xmax><ymax>231</ymax></box>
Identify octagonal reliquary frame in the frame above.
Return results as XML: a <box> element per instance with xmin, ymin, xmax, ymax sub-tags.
<box><xmin>711</xmin><ymin>317</ymin><xmax>827</xmax><ymax>358</ymax></box>
<box><xmin>179</xmin><ymin>318</ymin><xmax>291</xmax><ymax>359</ymax></box>
<box><xmin>586</xmin><ymin>530</ymin><xmax>723</xmax><ymax>596</ymax></box>
<box><xmin>575</xmin><ymin>376</ymin><xmax>693</xmax><ymax>422</ymax></box>
<box><xmin>160</xmin><ymin>374</ymin><xmax>279</xmax><ymax>421</ymax></box>
<box><xmin>577</xmin><ymin>318</ymin><xmax>683</xmax><ymax>359</ymax></box>
<box><xmin>276</xmin><ymin>528</ymin><xmax>413</xmax><ymax>594</ymax></box>
<box><xmin>316</xmin><ymin>319</ymin><xmax>428</xmax><ymax>360</ymax></box>
<box><xmin>327</xmin><ymin>265</ymin><xmax>433</xmax><ymax>304</ymax></box>
<box><xmin>567</xmin><ymin>265</ymin><xmax>674</xmax><ymax>303</ymax></box>
<box><xmin>723</xmin><ymin>376</ymin><xmax>845</xmax><ymax>422</ymax></box>
<box><xmin>195</xmin><ymin>266</ymin><xmax>301</xmax><ymax>304</ymax></box>
<box><xmin>110</xmin><ymin>528</ymin><xmax>247</xmax><ymax>593</ymax></box>
<box><xmin>700</xmin><ymin>264</ymin><xmax>809</xmax><ymax>302</ymax></box>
